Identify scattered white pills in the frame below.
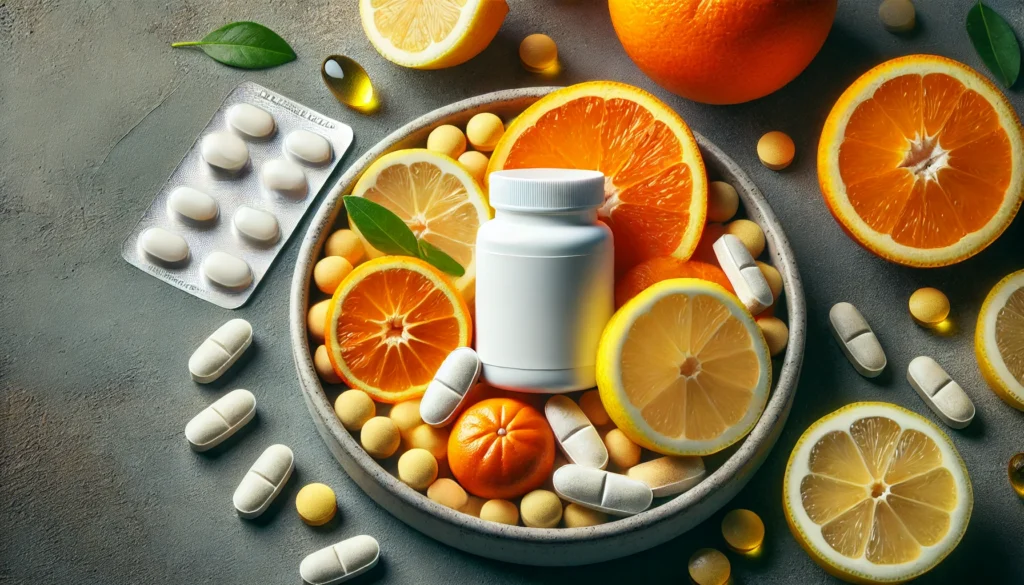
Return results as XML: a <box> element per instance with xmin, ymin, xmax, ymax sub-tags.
<box><xmin>227</xmin><ymin>103</ymin><xmax>276</xmax><ymax>139</ymax></box>
<box><xmin>233</xmin><ymin>444</ymin><xmax>294</xmax><ymax>519</ymax></box>
<box><xmin>553</xmin><ymin>464</ymin><xmax>653</xmax><ymax>516</ymax></box>
<box><xmin>201</xmin><ymin>131</ymin><xmax>249</xmax><ymax>172</ymax></box>
<box><xmin>233</xmin><ymin>206</ymin><xmax>280</xmax><ymax>245</ymax></box>
<box><xmin>167</xmin><ymin>186</ymin><xmax>218</xmax><ymax>222</ymax></box>
<box><xmin>544</xmin><ymin>395</ymin><xmax>609</xmax><ymax>470</ymax></box>
<box><xmin>829</xmin><ymin>302</ymin><xmax>887</xmax><ymax>378</ymax></box>
<box><xmin>907</xmin><ymin>356</ymin><xmax>975</xmax><ymax>429</ymax></box>
<box><xmin>139</xmin><ymin>227</ymin><xmax>189</xmax><ymax>264</ymax></box>
<box><xmin>202</xmin><ymin>251</ymin><xmax>252</xmax><ymax>289</ymax></box>
<box><xmin>184</xmin><ymin>389</ymin><xmax>256</xmax><ymax>451</ymax></box>
<box><xmin>299</xmin><ymin>534</ymin><xmax>380</xmax><ymax>585</ymax></box>
<box><xmin>420</xmin><ymin>347</ymin><xmax>481</xmax><ymax>427</ymax></box>
<box><xmin>262</xmin><ymin>159</ymin><xmax>307</xmax><ymax>197</ymax></box>
<box><xmin>713</xmin><ymin>234</ymin><xmax>773</xmax><ymax>314</ymax></box>
<box><xmin>188</xmin><ymin>318</ymin><xmax>253</xmax><ymax>384</ymax></box>
<box><xmin>627</xmin><ymin>456</ymin><xmax>706</xmax><ymax>497</ymax></box>
<box><xmin>286</xmin><ymin>130</ymin><xmax>333</xmax><ymax>166</ymax></box>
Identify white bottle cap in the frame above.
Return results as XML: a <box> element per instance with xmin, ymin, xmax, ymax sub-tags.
<box><xmin>489</xmin><ymin>169</ymin><xmax>605</xmax><ymax>212</ymax></box>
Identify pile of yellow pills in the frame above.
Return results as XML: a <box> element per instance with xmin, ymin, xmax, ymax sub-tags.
<box><xmin>579</xmin><ymin>390</ymin><xmax>610</xmax><ymax>426</ymax></box>
<box><xmin>688</xmin><ymin>548</ymin><xmax>731</xmax><ymax>585</ymax></box>
<box><xmin>360</xmin><ymin>416</ymin><xmax>401</xmax><ymax>459</ymax></box>
<box><xmin>406</xmin><ymin>423</ymin><xmax>449</xmax><ymax>460</ymax></box>
<box><xmin>398</xmin><ymin>448</ymin><xmax>438</xmax><ymax>490</ymax></box>
<box><xmin>307</xmin><ymin>299</ymin><xmax>330</xmax><ymax>342</ymax></box>
<box><xmin>909</xmin><ymin>287</ymin><xmax>950</xmax><ymax>325</ymax></box>
<box><xmin>1008</xmin><ymin>453</ymin><xmax>1024</xmax><ymax>497</ymax></box>
<box><xmin>390</xmin><ymin>399</ymin><xmax>423</xmax><ymax>436</ymax></box>
<box><xmin>314</xmin><ymin>345</ymin><xmax>342</xmax><ymax>384</ymax></box>
<box><xmin>466</xmin><ymin>113</ymin><xmax>504</xmax><ymax>152</ymax></box>
<box><xmin>427</xmin><ymin>124</ymin><xmax>467</xmax><ymax>159</ymax></box>
<box><xmin>721</xmin><ymin>509</ymin><xmax>765</xmax><ymax>552</ymax></box>
<box><xmin>757</xmin><ymin>316</ymin><xmax>789</xmax><ymax>357</ymax></box>
<box><xmin>295</xmin><ymin>483</ymin><xmax>337</xmax><ymax>526</ymax></box>
<box><xmin>756</xmin><ymin>261</ymin><xmax>783</xmax><ymax>300</ymax></box>
<box><xmin>313</xmin><ymin>255</ymin><xmax>353</xmax><ymax>295</ymax></box>
<box><xmin>458</xmin><ymin>151</ymin><xmax>489</xmax><ymax>185</ymax></box>
<box><xmin>725</xmin><ymin>219</ymin><xmax>766</xmax><ymax>258</ymax></box>
<box><xmin>562</xmin><ymin>503</ymin><xmax>608</xmax><ymax>528</ymax></box>
<box><xmin>879</xmin><ymin>0</ymin><xmax>916</xmax><ymax>33</ymax></box>
<box><xmin>480</xmin><ymin>499</ymin><xmax>519</xmax><ymax>525</ymax></box>
<box><xmin>707</xmin><ymin>181</ymin><xmax>739</xmax><ymax>223</ymax></box>
<box><xmin>604</xmin><ymin>428</ymin><xmax>641</xmax><ymax>469</ymax></box>
<box><xmin>427</xmin><ymin>478</ymin><xmax>468</xmax><ymax>510</ymax></box>
<box><xmin>520</xmin><ymin>489</ymin><xmax>562</xmax><ymax>528</ymax></box>
<box><xmin>325</xmin><ymin>229</ymin><xmax>365</xmax><ymax>265</ymax></box>
<box><xmin>757</xmin><ymin>131</ymin><xmax>795</xmax><ymax>171</ymax></box>
<box><xmin>335</xmin><ymin>389</ymin><xmax>375</xmax><ymax>431</ymax></box>
<box><xmin>519</xmin><ymin>33</ymin><xmax>558</xmax><ymax>72</ymax></box>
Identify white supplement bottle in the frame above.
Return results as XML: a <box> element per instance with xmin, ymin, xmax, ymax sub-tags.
<box><xmin>475</xmin><ymin>169</ymin><xmax>613</xmax><ymax>393</ymax></box>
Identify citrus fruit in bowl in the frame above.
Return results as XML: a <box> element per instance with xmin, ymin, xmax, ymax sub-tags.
<box><xmin>608</xmin><ymin>0</ymin><xmax>837</xmax><ymax>105</ymax></box>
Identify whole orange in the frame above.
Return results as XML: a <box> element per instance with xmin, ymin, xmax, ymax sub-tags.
<box><xmin>608</xmin><ymin>0</ymin><xmax>837</xmax><ymax>105</ymax></box>
<box><xmin>448</xmin><ymin>398</ymin><xmax>555</xmax><ymax>499</ymax></box>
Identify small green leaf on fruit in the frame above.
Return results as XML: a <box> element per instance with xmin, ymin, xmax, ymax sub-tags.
<box><xmin>418</xmin><ymin>240</ymin><xmax>466</xmax><ymax>277</ymax></box>
<box><xmin>171</xmin><ymin>21</ymin><xmax>296</xmax><ymax>70</ymax></box>
<box><xmin>342</xmin><ymin>196</ymin><xmax>419</xmax><ymax>257</ymax></box>
<box><xmin>966</xmin><ymin>1</ymin><xmax>1021</xmax><ymax>87</ymax></box>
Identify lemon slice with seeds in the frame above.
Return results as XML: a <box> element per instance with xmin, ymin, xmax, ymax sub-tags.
<box><xmin>976</xmin><ymin>268</ymin><xmax>1024</xmax><ymax>411</ymax></box>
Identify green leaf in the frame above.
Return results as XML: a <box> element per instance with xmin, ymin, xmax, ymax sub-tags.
<box><xmin>417</xmin><ymin>240</ymin><xmax>465</xmax><ymax>277</ymax></box>
<box><xmin>966</xmin><ymin>1</ymin><xmax>1021</xmax><ymax>87</ymax></box>
<box><xmin>342</xmin><ymin>196</ymin><xmax>420</xmax><ymax>257</ymax></box>
<box><xmin>171</xmin><ymin>21</ymin><xmax>296</xmax><ymax>69</ymax></box>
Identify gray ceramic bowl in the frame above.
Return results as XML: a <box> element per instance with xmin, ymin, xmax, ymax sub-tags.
<box><xmin>290</xmin><ymin>87</ymin><xmax>805</xmax><ymax>566</ymax></box>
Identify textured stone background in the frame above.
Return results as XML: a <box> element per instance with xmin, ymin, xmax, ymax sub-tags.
<box><xmin>3</xmin><ymin>0</ymin><xmax>1024</xmax><ymax>583</ymax></box>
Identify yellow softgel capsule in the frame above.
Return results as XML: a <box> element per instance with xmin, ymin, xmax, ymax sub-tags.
<box><xmin>314</xmin><ymin>345</ymin><xmax>342</xmax><ymax>385</ymax></box>
<box><xmin>757</xmin><ymin>131</ymin><xmax>795</xmax><ymax>171</ymax></box>
<box><xmin>707</xmin><ymin>181</ymin><xmax>740</xmax><ymax>223</ymax></box>
<box><xmin>909</xmin><ymin>287</ymin><xmax>950</xmax><ymax>325</ymax></box>
<box><xmin>398</xmin><ymin>448</ymin><xmax>438</xmax><ymax>490</ymax></box>
<box><xmin>519</xmin><ymin>33</ymin><xmax>558</xmax><ymax>72</ymax></box>
<box><xmin>480</xmin><ymin>499</ymin><xmax>519</xmax><ymax>525</ymax></box>
<box><xmin>579</xmin><ymin>390</ymin><xmax>610</xmax><ymax>426</ymax></box>
<box><xmin>756</xmin><ymin>261</ymin><xmax>783</xmax><ymax>300</ymax></box>
<box><xmin>466</xmin><ymin>113</ymin><xmax>504</xmax><ymax>152</ymax></box>
<box><xmin>313</xmin><ymin>256</ymin><xmax>354</xmax><ymax>295</ymax></box>
<box><xmin>427</xmin><ymin>125</ymin><xmax>467</xmax><ymax>159</ymax></box>
<box><xmin>427</xmin><ymin>478</ymin><xmax>468</xmax><ymax>510</ymax></box>
<box><xmin>307</xmin><ymin>299</ymin><xmax>330</xmax><ymax>342</ymax></box>
<box><xmin>757</xmin><ymin>316</ymin><xmax>789</xmax><ymax>357</ymax></box>
<box><xmin>295</xmin><ymin>483</ymin><xmax>337</xmax><ymax>526</ymax></box>
<box><xmin>321</xmin><ymin>55</ymin><xmax>376</xmax><ymax>112</ymax></box>
<box><xmin>458</xmin><ymin>150</ymin><xmax>489</xmax><ymax>185</ymax></box>
<box><xmin>688</xmin><ymin>548</ymin><xmax>731</xmax><ymax>585</ymax></box>
<box><xmin>1009</xmin><ymin>453</ymin><xmax>1024</xmax><ymax>498</ymax></box>
<box><xmin>562</xmin><ymin>503</ymin><xmax>608</xmax><ymax>528</ymax></box>
<box><xmin>360</xmin><ymin>416</ymin><xmax>401</xmax><ymax>459</ymax></box>
<box><xmin>520</xmin><ymin>490</ymin><xmax>562</xmax><ymax>528</ymax></box>
<box><xmin>725</xmin><ymin>219</ymin><xmax>766</xmax><ymax>258</ymax></box>
<box><xmin>604</xmin><ymin>428</ymin><xmax>641</xmax><ymax>469</ymax></box>
<box><xmin>325</xmin><ymin>228</ymin><xmax>365</xmax><ymax>266</ymax></box>
<box><xmin>406</xmin><ymin>423</ymin><xmax>449</xmax><ymax>460</ymax></box>
<box><xmin>335</xmin><ymin>389</ymin><xmax>375</xmax><ymax>431</ymax></box>
<box><xmin>721</xmin><ymin>509</ymin><xmax>765</xmax><ymax>552</ymax></box>
<box><xmin>389</xmin><ymin>399</ymin><xmax>423</xmax><ymax>435</ymax></box>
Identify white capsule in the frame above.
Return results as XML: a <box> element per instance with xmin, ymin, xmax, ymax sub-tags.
<box><xmin>907</xmin><ymin>356</ymin><xmax>975</xmax><ymax>429</ymax></box>
<box><xmin>188</xmin><ymin>318</ymin><xmax>253</xmax><ymax>383</ymax></box>
<box><xmin>261</xmin><ymin>159</ymin><xmax>307</xmax><ymax>197</ymax></box>
<box><xmin>544</xmin><ymin>395</ymin><xmax>608</xmax><ymax>469</ymax></box>
<box><xmin>626</xmin><ymin>456</ymin><xmax>706</xmax><ymax>497</ymax></box>
<box><xmin>713</xmin><ymin>234</ymin><xmax>773</xmax><ymax>314</ymax></box>
<box><xmin>829</xmin><ymin>302</ymin><xmax>887</xmax><ymax>377</ymax></box>
<box><xmin>233</xmin><ymin>206</ymin><xmax>280</xmax><ymax>244</ymax></box>
<box><xmin>167</xmin><ymin>186</ymin><xmax>218</xmax><ymax>222</ymax></box>
<box><xmin>286</xmin><ymin>130</ymin><xmax>333</xmax><ymax>166</ymax></box>
<box><xmin>233</xmin><ymin>444</ymin><xmax>294</xmax><ymax>519</ymax></box>
<box><xmin>420</xmin><ymin>347</ymin><xmax>481</xmax><ymax>427</ymax></box>
<box><xmin>553</xmin><ymin>464</ymin><xmax>653</xmax><ymax>516</ymax></box>
<box><xmin>201</xmin><ymin>131</ymin><xmax>249</xmax><ymax>172</ymax></box>
<box><xmin>185</xmin><ymin>389</ymin><xmax>256</xmax><ymax>451</ymax></box>
<box><xmin>300</xmin><ymin>534</ymin><xmax>380</xmax><ymax>585</ymax></box>
<box><xmin>139</xmin><ymin>227</ymin><xmax>189</xmax><ymax>264</ymax></box>
<box><xmin>226</xmin><ymin>103</ymin><xmax>276</xmax><ymax>139</ymax></box>
<box><xmin>202</xmin><ymin>251</ymin><xmax>252</xmax><ymax>289</ymax></box>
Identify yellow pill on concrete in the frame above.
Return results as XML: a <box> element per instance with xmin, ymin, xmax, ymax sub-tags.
<box><xmin>406</xmin><ymin>423</ymin><xmax>449</xmax><ymax>460</ymax></box>
<box><xmin>757</xmin><ymin>131</ymin><xmax>795</xmax><ymax>171</ymax></box>
<box><xmin>458</xmin><ymin>150</ymin><xmax>489</xmax><ymax>185</ymax></box>
<box><xmin>689</xmin><ymin>548</ymin><xmax>731</xmax><ymax>585</ymax></box>
<box><xmin>389</xmin><ymin>399</ymin><xmax>423</xmax><ymax>435</ymax></box>
<box><xmin>879</xmin><ymin>0</ymin><xmax>916</xmax><ymax>33</ymax></box>
<box><xmin>324</xmin><ymin>228</ymin><xmax>365</xmax><ymax>266</ymax></box>
<box><xmin>427</xmin><ymin>124</ymin><xmax>467</xmax><ymax>159</ymax></box>
<box><xmin>296</xmin><ymin>483</ymin><xmax>337</xmax><ymax>526</ymax></box>
<box><xmin>724</xmin><ymin>219</ymin><xmax>766</xmax><ymax>258</ymax></box>
<box><xmin>480</xmin><ymin>499</ymin><xmax>519</xmax><ymax>525</ymax></box>
<box><xmin>307</xmin><ymin>299</ymin><xmax>330</xmax><ymax>342</ymax></box>
<box><xmin>520</xmin><ymin>489</ymin><xmax>562</xmax><ymax>528</ymax></box>
<box><xmin>313</xmin><ymin>255</ymin><xmax>353</xmax><ymax>295</ymax></box>
<box><xmin>562</xmin><ymin>503</ymin><xmax>608</xmax><ymax>528</ymax></box>
<box><xmin>604</xmin><ymin>428</ymin><xmax>642</xmax><ymax>469</ymax></box>
<box><xmin>314</xmin><ymin>345</ymin><xmax>342</xmax><ymax>385</ymax></box>
<box><xmin>707</xmin><ymin>181</ymin><xmax>740</xmax><ymax>223</ymax></box>
<box><xmin>578</xmin><ymin>390</ymin><xmax>610</xmax><ymax>426</ymax></box>
<box><xmin>398</xmin><ymin>448</ymin><xmax>438</xmax><ymax>490</ymax></box>
<box><xmin>360</xmin><ymin>416</ymin><xmax>401</xmax><ymax>459</ymax></box>
<box><xmin>466</xmin><ymin>113</ymin><xmax>504</xmax><ymax>152</ymax></box>
<box><xmin>756</xmin><ymin>261</ymin><xmax>783</xmax><ymax>301</ymax></box>
<box><xmin>519</xmin><ymin>33</ymin><xmax>558</xmax><ymax>72</ymax></box>
<box><xmin>721</xmin><ymin>509</ymin><xmax>765</xmax><ymax>552</ymax></box>
<box><xmin>757</xmin><ymin>316</ymin><xmax>789</xmax><ymax>357</ymax></box>
<box><xmin>335</xmin><ymin>389</ymin><xmax>376</xmax><ymax>431</ymax></box>
<box><xmin>909</xmin><ymin>287</ymin><xmax>950</xmax><ymax>325</ymax></box>
<box><xmin>427</xmin><ymin>478</ymin><xmax>468</xmax><ymax>510</ymax></box>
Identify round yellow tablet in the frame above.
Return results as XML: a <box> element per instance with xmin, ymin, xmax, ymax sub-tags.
<box><xmin>466</xmin><ymin>113</ymin><xmax>504</xmax><ymax>152</ymax></box>
<box><xmin>563</xmin><ymin>503</ymin><xmax>608</xmax><ymax>528</ymax></box>
<box><xmin>307</xmin><ymin>299</ymin><xmax>330</xmax><ymax>342</ymax></box>
<box><xmin>427</xmin><ymin>124</ymin><xmax>467</xmax><ymax>159</ymax></box>
<box><xmin>295</xmin><ymin>483</ymin><xmax>337</xmax><ymax>526</ymax></box>
<box><xmin>458</xmin><ymin>150</ymin><xmax>489</xmax><ymax>185</ymax></box>
<box><xmin>519</xmin><ymin>34</ymin><xmax>558</xmax><ymax>72</ymax></box>
<box><xmin>757</xmin><ymin>316</ymin><xmax>789</xmax><ymax>357</ymax></box>
<box><xmin>389</xmin><ymin>399</ymin><xmax>423</xmax><ymax>436</ymax></box>
<box><xmin>725</xmin><ymin>219</ymin><xmax>766</xmax><ymax>258</ymax></box>
<box><xmin>578</xmin><ymin>390</ymin><xmax>610</xmax><ymax>426</ymax></box>
<box><xmin>406</xmin><ymin>424</ymin><xmax>449</xmax><ymax>460</ymax></box>
<box><xmin>721</xmin><ymin>509</ymin><xmax>765</xmax><ymax>552</ymax></box>
<box><xmin>361</xmin><ymin>416</ymin><xmax>401</xmax><ymax>459</ymax></box>
<box><xmin>314</xmin><ymin>345</ymin><xmax>342</xmax><ymax>384</ymax></box>
<box><xmin>707</xmin><ymin>181</ymin><xmax>740</xmax><ymax>223</ymax></box>
<box><xmin>398</xmin><ymin>448</ymin><xmax>438</xmax><ymax>490</ymax></box>
<box><xmin>604</xmin><ymin>428</ymin><xmax>641</xmax><ymax>469</ymax></box>
<box><xmin>324</xmin><ymin>229</ymin><xmax>365</xmax><ymax>266</ymax></box>
<box><xmin>335</xmin><ymin>389</ymin><xmax>375</xmax><ymax>431</ymax></box>
<box><xmin>520</xmin><ymin>490</ymin><xmax>562</xmax><ymax>528</ymax></box>
<box><xmin>757</xmin><ymin>131</ymin><xmax>795</xmax><ymax>171</ymax></box>
<box><xmin>909</xmin><ymin>287</ymin><xmax>950</xmax><ymax>325</ymax></box>
<box><xmin>313</xmin><ymin>256</ymin><xmax>353</xmax><ymax>295</ymax></box>
<box><xmin>427</xmin><ymin>478</ymin><xmax>468</xmax><ymax>510</ymax></box>
<box><xmin>480</xmin><ymin>499</ymin><xmax>519</xmax><ymax>525</ymax></box>
<box><xmin>689</xmin><ymin>548</ymin><xmax>730</xmax><ymax>585</ymax></box>
<box><xmin>756</xmin><ymin>261</ymin><xmax>783</xmax><ymax>300</ymax></box>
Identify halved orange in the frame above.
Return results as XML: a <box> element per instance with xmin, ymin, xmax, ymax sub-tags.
<box><xmin>819</xmin><ymin>54</ymin><xmax>1024</xmax><ymax>267</ymax></box>
<box><xmin>325</xmin><ymin>256</ymin><xmax>472</xmax><ymax>403</ymax></box>
<box><xmin>488</xmin><ymin>81</ymin><xmax>708</xmax><ymax>273</ymax></box>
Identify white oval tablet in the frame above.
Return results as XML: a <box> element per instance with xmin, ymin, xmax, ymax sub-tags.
<box><xmin>168</xmin><ymin>186</ymin><xmax>218</xmax><ymax>222</ymax></box>
<box><xmin>713</xmin><ymin>234</ymin><xmax>773</xmax><ymax>314</ymax></box>
<box><xmin>233</xmin><ymin>206</ymin><xmax>280</xmax><ymax>244</ymax></box>
<box><xmin>544</xmin><ymin>395</ymin><xmax>608</xmax><ymax>469</ymax></box>
<box><xmin>907</xmin><ymin>356</ymin><xmax>975</xmax><ymax>429</ymax></box>
<box><xmin>227</xmin><ymin>103</ymin><xmax>276</xmax><ymax>139</ymax></box>
<box><xmin>626</xmin><ymin>456</ymin><xmax>705</xmax><ymax>497</ymax></box>
<box><xmin>261</xmin><ymin>159</ymin><xmax>307</xmax><ymax>197</ymax></box>
<box><xmin>286</xmin><ymin>130</ymin><xmax>333</xmax><ymax>166</ymax></box>
<box><xmin>185</xmin><ymin>389</ymin><xmax>256</xmax><ymax>451</ymax></box>
<box><xmin>829</xmin><ymin>302</ymin><xmax>887</xmax><ymax>377</ymax></box>
<box><xmin>553</xmin><ymin>465</ymin><xmax>652</xmax><ymax>516</ymax></box>
<box><xmin>420</xmin><ymin>347</ymin><xmax>481</xmax><ymax>427</ymax></box>
<box><xmin>233</xmin><ymin>444</ymin><xmax>294</xmax><ymax>519</ymax></box>
<box><xmin>188</xmin><ymin>318</ymin><xmax>253</xmax><ymax>384</ymax></box>
<box><xmin>202</xmin><ymin>251</ymin><xmax>252</xmax><ymax>289</ymax></box>
<box><xmin>139</xmin><ymin>227</ymin><xmax>189</xmax><ymax>264</ymax></box>
<box><xmin>201</xmin><ymin>131</ymin><xmax>249</xmax><ymax>172</ymax></box>
<box><xmin>300</xmin><ymin>535</ymin><xmax>380</xmax><ymax>585</ymax></box>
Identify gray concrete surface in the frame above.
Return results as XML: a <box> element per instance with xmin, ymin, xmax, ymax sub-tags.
<box><xmin>2</xmin><ymin>0</ymin><xmax>1023</xmax><ymax>583</ymax></box>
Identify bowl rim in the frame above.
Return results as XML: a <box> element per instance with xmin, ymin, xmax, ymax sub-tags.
<box><xmin>289</xmin><ymin>86</ymin><xmax>805</xmax><ymax>547</ymax></box>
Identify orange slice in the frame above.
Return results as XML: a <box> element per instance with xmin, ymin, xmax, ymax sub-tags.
<box><xmin>488</xmin><ymin>81</ymin><xmax>708</xmax><ymax>272</ymax></box>
<box><xmin>325</xmin><ymin>256</ymin><xmax>472</xmax><ymax>403</ymax></box>
<box><xmin>819</xmin><ymin>54</ymin><xmax>1024</xmax><ymax>266</ymax></box>
<box><xmin>615</xmin><ymin>256</ymin><xmax>732</xmax><ymax>308</ymax></box>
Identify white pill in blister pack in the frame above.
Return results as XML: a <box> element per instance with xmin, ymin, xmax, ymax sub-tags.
<box><xmin>907</xmin><ymin>356</ymin><xmax>975</xmax><ymax>429</ymax></box>
<box><xmin>829</xmin><ymin>302</ymin><xmax>887</xmax><ymax>377</ymax></box>
<box><xmin>626</xmin><ymin>456</ymin><xmax>706</xmax><ymax>497</ymax></box>
<box><xmin>286</xmin><ymin>130</ymin><xmax>333</xmax><ymax>166</ymax></box>
<box><xmin>185</xmin><ymin>389</ymin><xmax>256</xmax><ymax>451</ymax></box>
<box><xmin>420</xmin><ymin>347</ymin><xmax>481</xmax><ymax>427</ymax></box>
<box><xmin>553</xmin><ymin>464</ymin><xmax>653</xmax><ymax>516</ymax></box>
<box><xmin>544</xmin><ymin>395</ymin><xmax>608</xmax><ymax>469</ymax></box>
<box><xmin>262</xmin><ymin>159</ymin><xmax>307</xmax><ymax>197</ymax></box>
<box><xmin>189</xmin><ymin>318</ymin><xmax>253</xmax><ymax>383</ymax></box>
<box><xmin>300</xmin><ymin>535</ymin><xmax>380</xmax><ymax>585</ymax></box>
<box><xmin>713</xmin><ymin>234</ymin><xmax>773</xmax><ymax>314</ymax></box>
<box><xmin>203</xmin><ymin>251</ymin><xmax>252</xmax><ymax>289</ymax></box>
<box><xmin>140</xmin><ymin>227</ymin><xmax>189</xmax><ymax>263</ymax></box>
<box><xmin>201</xmin><ymin>131</ymin><xmax>249</xmax><ymax>172</ymax></box>
<box><xmin>227</xmin><ymin>103</ymin><xmax>276</xmax><ymax>139</ymax></box>
<box><xmin>168</xmin><ymin>187</ymin><xmax>218</xmax><ymax>222</ymax></box>
<box><xmin>233</xmin><ymin>444</ymin><xmax>294</xmax><ymax>519</ymax></box>
<box><xmin>233</xmin><ymin>206</ymin><xmax>280</xmax><ymax>244</ymax></box>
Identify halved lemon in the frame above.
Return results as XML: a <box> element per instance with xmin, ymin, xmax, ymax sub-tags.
<box><xmin>596</xmin><ymin>278</ymin><xmax>771</xmax><ymax>456</ymax></box>
<box><xmin>976</xmin><ymin>268</ymin><xmax>1024</xmax><ymax>411</ymax></box>
<box><xmin>359</xmin><ymin>0</ymin><xmax>508</xmax><ymax>69</ymax></box>
<box><xmin>350</xmin><ymin>148</ymin><xmax>491</xmax><ymax>302</ymax></box>
<box><xmin>784</xmin><ymin>402</ymin><xmax>972</xmax><ymax>584</ymax></box>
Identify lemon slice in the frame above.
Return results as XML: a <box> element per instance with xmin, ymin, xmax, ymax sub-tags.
<box><xmin>359</xmin><ymin>0</ymin><xmax>509</xmax><ymax>69</ymax></box>
<box><xmin>784</xmin><ymin>402</ymin><xmax>972</xmax><ymax>584</ymax></box>
<box><xmin>976</xmin><ymin>268</ymin><xmax>1024</xmax><ymax>410</ymax></box>
<box><xmin>596</xmin><ymin>278</ymin><xmax>772</xmax><ymax>456</ymax></box>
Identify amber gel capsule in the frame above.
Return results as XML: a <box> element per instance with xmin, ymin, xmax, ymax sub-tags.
<box><xmin>322</xmin><ymin>55</ymin><xmax>376</xmax><ymax>112</ymax></box>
